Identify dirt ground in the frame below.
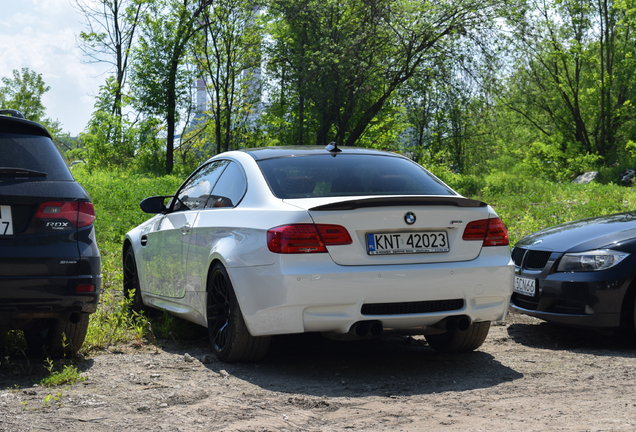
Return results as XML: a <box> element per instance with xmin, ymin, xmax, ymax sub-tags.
<box><xmin>2</xmin><ymin>311</ymin><xmax>636</xmax><ymax>431</ymax></box>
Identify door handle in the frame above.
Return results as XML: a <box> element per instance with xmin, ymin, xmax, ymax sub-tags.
<box><xmin>140</xmin><ymin>235</ymin><xmax>148</xmax><ymax>246</ymax></box>
<box><xmin>180</xmin><ymin>223</ymin><xmax>191</xmax><ymax>235</ymax></box>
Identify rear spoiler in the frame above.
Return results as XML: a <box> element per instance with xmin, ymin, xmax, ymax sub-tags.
<box><xmin>309</xmin><ymin>196</ymin><xmax>487</xmax><ymax>211</ymax></box>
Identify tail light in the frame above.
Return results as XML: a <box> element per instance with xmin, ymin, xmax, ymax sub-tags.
<box><xmin>267</xmin><ymin>224</ymin><xmax>352</xmax><ymax>253</ymax></box>
<box><xmin>462</xmin><ymin>218</ymin><xmax>509</xmax><ymax>246</ymax></box>
<box><xmin>76</xmin><ymin>284</ymin><xmax>96</xmax><ymax>293</ymax></box>
<box><xmin>36</xmin><ymin>201</ymin><xmax>96</xmax><ymax>228</ymax></box>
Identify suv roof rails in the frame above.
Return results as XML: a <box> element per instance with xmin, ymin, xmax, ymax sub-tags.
<box><xmin>0</xmin><ymin>109</ymin><xmax>26</xmax><ymax>119</ymax></box>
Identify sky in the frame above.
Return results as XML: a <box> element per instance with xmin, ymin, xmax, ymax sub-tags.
<box><xmin>0</xmin><ymin>0</ymin><xmax>107</xmax><ymax>136</ymax></box>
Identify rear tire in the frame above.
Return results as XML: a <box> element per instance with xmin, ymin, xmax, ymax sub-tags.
<box><xmin>24</xmin><ymin>314</ymin><xmax>90</xmax><ymax>358</ymax></box>
<box><xmin>207</xmin><ymin>264</ymin><xmax>270</xmax><ymax>362</ymax></box>
<box><xmin>425</xmin><ymin>321</ymin><xmax>491</xmax><ymax>353</ymax></box>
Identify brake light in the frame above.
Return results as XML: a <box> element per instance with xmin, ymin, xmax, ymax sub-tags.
<box><xmin>463</xmin><ymin>218</ymin><xmax>509</xmax><ymax>246</ymax></box>
<box><xmin>36</xmin><ymin>201</ymin><xmax>96</xmax><ymax>228</ymax></box>
<box><xmin>76</xmin><ymin>284</ymin><xmax>96</xmax><ymax>293</ymax></box>
<box><xmin>267</xmin><ymin>224</ymin><xmax>352</xmax><ymax>253</ymax></box>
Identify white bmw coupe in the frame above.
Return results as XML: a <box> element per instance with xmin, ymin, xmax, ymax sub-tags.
<box><xmin>123</xmin><ymin>146</ymin><xmax>514</xmax><ymax>362</ymax></box>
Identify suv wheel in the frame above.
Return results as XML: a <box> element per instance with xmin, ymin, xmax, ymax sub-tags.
<box><xmin>24</xmin><ymin>314</ymin><xmax>90</xmax><ymax>357</ymax></box>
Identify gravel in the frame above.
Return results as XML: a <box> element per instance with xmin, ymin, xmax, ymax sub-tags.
<box><xmin>2</xmin><ymin>311</ymin><xmax>636</xmax><ymax>431</ymax></box>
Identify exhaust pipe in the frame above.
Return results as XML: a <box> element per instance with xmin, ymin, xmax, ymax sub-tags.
<box><xmin>349</xmin><ymin>320</ymin><xmax>383</xmax><ymax>337</ymax></box>
<box><xmin>369</xmin><ymin>321</ymin><xmax>383</xmax><ymax>336</ymax></box>
<box><xmin>67</xmin><ymin>312</ymin><xmax>82</xmax><ymax>324</ymax></box>
<box><xmin>457</xmin><ymin>316</ymin><xmax>470</xmax><ymax>331</ymax></box>
<box><xmin>352</xmin><ymin>321</ymin><xmax>371</xmax><ymax>337</ymax></box>
<box><xmin>434</xmin><ymin>316</ymin><xmax>471</xmax><ymax>332</ymax></box>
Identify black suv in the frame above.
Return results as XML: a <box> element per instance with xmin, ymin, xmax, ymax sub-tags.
<box><xmin>0</xmin><ymin>110</ymin><xmax>101</xmax><ymax>356</ymax></box>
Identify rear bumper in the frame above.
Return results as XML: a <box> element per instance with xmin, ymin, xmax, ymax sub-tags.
<box><xmin>0</xmin><ymin>274</ymin><xmax>101</xmax><ymax>327</ymax></box>
<box><xmin>228</xmin><ymin>247</ymin><xmax>514</xmax><ymax>336</ymax></box>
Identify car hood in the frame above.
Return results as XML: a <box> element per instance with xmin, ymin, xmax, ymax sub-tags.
<box><xmin>515</xmin><ymin>211</ymin><xmax>636</xmax><ymax>253</ymax></box>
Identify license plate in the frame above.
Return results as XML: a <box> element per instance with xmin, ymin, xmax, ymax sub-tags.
<box><xmin>367</xmin><ymin>231</ymin><xmax>449</xmax><ymax>255</ymax></box>
<box><xmin>0</xmin><ymin>206</ymin><xmax>13</xmax><ymax>236</ymax></box>
<box><xmin>514</xmin><ymin>276</ymin><xmax>536</xmax><ymax>296</ymax></box>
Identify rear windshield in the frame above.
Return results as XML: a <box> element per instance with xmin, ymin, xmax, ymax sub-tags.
<box><xmin>257</xmin><ymin>154</ymin><xmax>455</xmax><ymax>198</ymax></box>
<box><xmin>0</xmin><ymin>133</ymin><xmax>73</xmax><ymax>181</ymax></box>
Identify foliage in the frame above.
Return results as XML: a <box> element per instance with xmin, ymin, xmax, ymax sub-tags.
<box><xmin>192</xmin><ymin>0</ymin><xmax>262</xmax><ymax>154</ymax></box>
<box><xmin>501</xmin><ymin>0</ymin><xmax>636</xmax><ymax>163</ymax></box>
<box><xmin>129</xmin><ymin>0</ymin><xmax>213</xmax><ymax>174</ymax></box>
<box><xmin>428</xmin><ymin>166</ymin><xmax>636</xmax><ymax>246</ymax></box>
<box><xmin>264</xmin><ymin>0</ymin><xmax>509</xmax><ymax>148</ymax></box>
<box><xmin>0</xmin><ymin>68</ymin><xmax>50</xmax><ymax>123</ymax></box>
<box><xmin>75</xmin><ymin>0</ymin><xmax>146</xmax><ymax>117</ymax></box>
<box><xmin>40</xmin><ymin>360</ymin><xmax>84</xmax><ymax>387</ymax></box>
<box><xmin>71</xmin><ymin>167</ymin><xmax>184</xmax><ymax>352</ymax></box>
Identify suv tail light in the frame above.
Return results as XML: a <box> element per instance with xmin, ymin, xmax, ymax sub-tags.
<box><xmin>267</xmin><ymin>224</ymin><xmax>352</xmax><ymax>253</ymax></box>
<box><xmin>462</xmin><ymin>218</ymin><xmax>509</xmax><ymax>246</ymax></box>
<box><xmin>36</xmin><ymin>201</ymin><xmax>96</xmax><ymax>228</ymax></box>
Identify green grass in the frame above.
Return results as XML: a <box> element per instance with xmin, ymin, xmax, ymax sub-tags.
<box><xmin>71</xmin><ymin>166</ymin><xmax>184</xmax><ymax>353</ymax></box>
<box><xmin>431</xmin><ymin>168</ymin><xmax>636</xmax><ymax>246</ymax></box>
<box><xmin>66</xmin><ymin>166</ymin><xmax>636</xmax><ymax>354</ymax></box>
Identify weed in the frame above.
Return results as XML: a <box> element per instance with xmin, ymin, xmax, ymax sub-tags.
<box><xmin>39</xmin><ymin>359</ymin><xmax>84</xmax><ymax>387</ymax></box>
<box><xmin>42</xmin><ymin>394</ymin><xmax>51</xmax><ymax>408</ymax></box>
<box><xmin>53</xmin><ymin>390</ymin><xmax>64</xmax><ymax>407</ymax></box>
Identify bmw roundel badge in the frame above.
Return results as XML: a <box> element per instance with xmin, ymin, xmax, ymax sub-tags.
<box><xmin>405</xmin><ymin>212</ymin><xmax>416</xmax><ymax>225</ymax></box>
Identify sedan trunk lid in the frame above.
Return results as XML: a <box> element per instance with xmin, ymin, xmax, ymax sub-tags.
<box><xmin>286</xmin><ymin>196</ymin><xmax>494</xmax><ymax>266</ymax></box>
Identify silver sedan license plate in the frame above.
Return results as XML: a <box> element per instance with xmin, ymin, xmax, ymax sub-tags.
<box><xmin>0</xmin><ymin>205</ymin><xmax>13</xmax><ymax>236</ymax></box>
<box><xmin>514</xmin><ymin>276</ymin><xmax>536</xmax><ymax>296</ymax></box>
<box><xmin>367</xmin><ymin>231</ymin><xmax>449</xmax><ymax>255</ymax></box>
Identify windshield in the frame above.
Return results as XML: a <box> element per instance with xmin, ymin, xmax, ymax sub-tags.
<box><xmin>257</xmin><ymin>154</ymin><xmax>455</xmax><ymax>199</ymax></box>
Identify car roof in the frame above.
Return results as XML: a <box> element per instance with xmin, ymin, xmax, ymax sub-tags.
<box><xmin>0</xmin><ymin>114</ymin><xmax>52</xmax><ymax>138</ymax></box>
<box><xmin>241</xmin><ymin>146</ymin><xmax>404</xmax><ymax>161</ymax></box>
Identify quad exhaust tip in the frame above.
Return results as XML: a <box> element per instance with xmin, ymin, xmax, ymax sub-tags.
<box><xmin>437</xmin><ymin>315</ymin><xmax>471</xmax><ymax>332</ymax></box>
<box><xmin>350</xmin><ymin>320</ymin><xmax>383</xmax><ymax>337</ymax></box>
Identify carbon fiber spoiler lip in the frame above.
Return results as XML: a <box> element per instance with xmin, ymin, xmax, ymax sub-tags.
<box><xmin>309</xmin><ymin>196</ymin><xmax>487</xmax><ymax>211</ymax></box>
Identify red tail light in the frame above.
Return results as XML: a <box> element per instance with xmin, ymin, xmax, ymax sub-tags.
<box><xmin>36</xmin><ymin>201</ymin><xmax>96</xmax><ymax>228</ymax></box>
<box><xmin>462</xmin><ymin>218</ymin><xmax>509</xmax><ymax>246</ymax></box>
<box><xmin>76</xmin><ymin>284</ymin><xmax>96</xmax><ymax>293</ymax></box>
<box><xmin>267</xmin><ymin>224</ymin><xmax>352</xmax><ymax>254</ymax></box>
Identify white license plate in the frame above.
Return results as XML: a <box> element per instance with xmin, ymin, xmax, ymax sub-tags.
<box><xmin>514</xmin><ymin>276</ymin><xmax>536</xmax><ymax>296</ymax></box>
<box><xmin>0</xmin><ymin>205</ymin><xmax>13</xmax><ymax>236</ymax></box>
<box><xmin>367</xmin><ymin>231</ymin><xmax>449</xmax><ymax>255</ymax></box>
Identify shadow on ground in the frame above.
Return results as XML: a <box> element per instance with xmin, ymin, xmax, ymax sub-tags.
<box><xmin>159</xmin><ymin>332</ymin><xmax>524</xmax><ymax>399</ymax></box>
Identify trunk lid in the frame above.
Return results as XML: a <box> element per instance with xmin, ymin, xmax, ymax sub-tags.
<box><xmin>286</xmin><ymin>196</ymin><xmax>493</xmax><ymax>266</ymax></box>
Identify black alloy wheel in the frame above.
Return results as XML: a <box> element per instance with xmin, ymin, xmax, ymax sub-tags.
<box><xmin>123</xmin><ymin>248</ymin><xmax>144</xmax><ymax>313</ymax></box>
<box><xmin>206</xmin><ymin>264</ymin><xmax>270</xmax><ymax>362</ymax></box>
<box><xmin>207</xmin><ymin>266</ymin><xmax>231</xmax><ymax>352</ymax></box>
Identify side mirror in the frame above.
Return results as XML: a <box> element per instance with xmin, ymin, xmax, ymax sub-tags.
<box><xmin>139</xmin><ymin>196</ymin><xmax>171</xmax><ymax>214</ymax></box>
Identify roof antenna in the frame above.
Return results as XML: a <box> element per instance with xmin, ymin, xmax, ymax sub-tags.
<box><xmin>325</xmin><ymin>141</ymin><xmax>341</xmax><ymax>157</ymax></box>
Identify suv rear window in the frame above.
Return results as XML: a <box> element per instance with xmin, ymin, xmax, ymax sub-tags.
<box><xmin>257</xmin><ymin>154</ymin><xmax>455</xmax><ymax>199</ymax></box>
<box><xmin>0</xmin><ymin>133</ymin><xmax>73</xmax><ymax>181</ymax></box>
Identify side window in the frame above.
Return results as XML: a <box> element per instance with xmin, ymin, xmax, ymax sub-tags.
<box><xmin>207</xmin><ymin>161</ymin><xmax>246</xmax><ymax>208</ymax></box>
<box><xmin>173</xmin><ymin>160</ymin><xmax>229</xmax><ymax>211</ymax></box>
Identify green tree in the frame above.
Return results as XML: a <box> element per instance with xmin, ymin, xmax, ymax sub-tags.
<box><xmin>503</xmin><ymin>0</ymin><xmax>636</xmax><ymax>162</ymax></box>
<box><xmin>75</xmin><ymin>0</ymin><xmax>146</xmax><ymax>118</ymax></box>
<box><xmin>130</xmin><ymin>0</ymin><xmax>212</xmax><ymax>174</ymax></box>
<box><xmin>265</xmin><ymin>0</ymin><xmax>508</xmax><ymax>147</ymax></box>
<box><xmin>193</xmin><ymin>0</ymin><xmax>262</xmax><ymax>154</ymax></box>
<box><xmin>0</xmin><ymin>68</ymin><xmax>50</xmax><ymax>123</ymax></box>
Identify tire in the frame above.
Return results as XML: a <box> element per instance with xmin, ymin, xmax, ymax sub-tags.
<box><xmin>123</xmin><ymin>247</ymin><xmax>145</xmax><ymax>314</ymax></box>
<box><xmin>425</xmin><ymin>321</ymin><xmax>491</xmax><ymax>353</ymax></box>
<box><xmin>207</xmin><ymin>264</ymin><xmax>270</xmax><ymax>362</ymax></box>
<box><xmin>24</xmin><ymin>314</ymin><xmax>90</xmax><ymax>358</ymax></box>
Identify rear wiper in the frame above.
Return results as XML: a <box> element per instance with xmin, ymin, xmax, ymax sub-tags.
<box><xmin>0</xmin><ymin>167</ymin><xmax>47</xmax><ymax>178</ymax></box>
